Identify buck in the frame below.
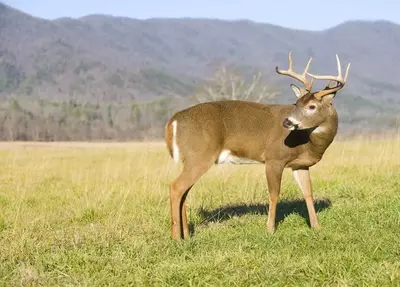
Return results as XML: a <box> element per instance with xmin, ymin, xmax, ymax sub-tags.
<box><xmin>165</xmin><ymin>52</ymin><xmax>350</xmax><ymax>240</ymax></box>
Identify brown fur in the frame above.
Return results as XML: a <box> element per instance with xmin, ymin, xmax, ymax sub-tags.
<box><xmin>165</xmin><ymin>98</ymin><xmax>337</xmax><ymax>168</ymax></box>
<box><xmin>165</xmin><ymin>53</ymin><xmax>349</xmax><ymax>240</ymax></box>
<box><xmin>165</xmin><ymin>95</ymin><xmax>339</xmax><ymax>240</ymax></box>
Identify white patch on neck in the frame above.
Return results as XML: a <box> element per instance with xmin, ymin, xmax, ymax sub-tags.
<box><xmin>288</xmin><ymin>117</ymin><xmax>300</xmax><ymax>125</ymax></box>
<box><xmin>217</xmin><ymin>150</ymin><xmax>261</xmax><ymax>165</ymax></box>
<box><xmin>313</xmin><ymin>126</ymin><xmax>327</xmax><ymax>134</ymax></box>
<box><xmin>171</xmin><ymin>120</ymin><xmax>180</xmax><ymax>163</ymax></box>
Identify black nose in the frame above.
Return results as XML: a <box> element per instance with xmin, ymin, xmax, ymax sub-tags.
<box><xmin>283</xmin><ymin>118</ymin><xmax>299</xmax><ymax>130</ymax></box>
<box><xmin>283</xmin><ymin>118</ymin><xmax>293</xmax><ymax>128</ymax></box>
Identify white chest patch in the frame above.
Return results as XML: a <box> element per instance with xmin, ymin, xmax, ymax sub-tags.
<box><xmin>216</xmin><ymin>150</ymin><xmax>261</xmax><ymax>165</ymax></box>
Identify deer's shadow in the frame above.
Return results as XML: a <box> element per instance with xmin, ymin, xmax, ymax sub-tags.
<box><xmin>190</xmin><ymin>198</ymin><xmax>331</xmax><ymax>234</ymax></box>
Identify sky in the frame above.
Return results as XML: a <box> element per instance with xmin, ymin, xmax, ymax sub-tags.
<box><xmin>3</xmin><ymin>0</ymin><xmax>400</xmax><ymax>31</ymax></box>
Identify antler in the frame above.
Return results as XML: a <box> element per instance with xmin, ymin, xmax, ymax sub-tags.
<box><xmin>307</xmin><ymin>54</ymin><xmax>351</xmax><ymax>100</ymax></box>
<box><xmin>275</xmin><ymin>51</ymin><xmax>314</xmax><ymax>92</ymax></box>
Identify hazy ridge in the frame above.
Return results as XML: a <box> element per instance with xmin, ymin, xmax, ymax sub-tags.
<box><xmin>0</xmin><ymin>3</ymin><xmax>399</xmax><ymax>139</ymax></box>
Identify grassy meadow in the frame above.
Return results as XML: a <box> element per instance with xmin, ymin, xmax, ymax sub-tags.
<box><xmin>0</xmin><ymin>139</ymin><xmax>399</xmax><ymax>286</ymax></box>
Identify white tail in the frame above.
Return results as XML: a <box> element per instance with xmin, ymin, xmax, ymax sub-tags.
<box><xmin>171</xmin><ymin>120</ymin><xmax>180</xmax><ymax>163</ymax></box>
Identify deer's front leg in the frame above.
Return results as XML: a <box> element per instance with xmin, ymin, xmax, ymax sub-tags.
<box><xmin>265</xmin><ymin>160</ymin><xmax>285</xmax><ymax>233</ymax></box>
<box><xmin>292</xmin><ymin>168</ymin><xmax>320</xmax><ymax>229</ymax></box>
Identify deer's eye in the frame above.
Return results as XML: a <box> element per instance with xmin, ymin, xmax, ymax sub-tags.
<box><xmin>308</xmin><ymin>105</ymin><xmax>316</xmax><ymax>110</ymax></box>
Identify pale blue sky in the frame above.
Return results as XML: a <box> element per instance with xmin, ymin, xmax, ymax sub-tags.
<box><xmin>3</xmin><ymin>0</ymin><xmax>400</xmax><ymax>30</ymax></box>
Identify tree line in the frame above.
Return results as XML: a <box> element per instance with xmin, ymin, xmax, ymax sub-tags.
<box><xmin>0</xmin><ymin>96</ymin><xmax>184</xmax><ymax>141</ymax></box>
<box><xmin>0</xmin><ymin>66</ymin><xmax>278</xmax><ymax>141</ymax></box>
<box><xmin>0</xmin><ymin>65</ymin><xmax>398</xmax><ymax>141</ymax></box>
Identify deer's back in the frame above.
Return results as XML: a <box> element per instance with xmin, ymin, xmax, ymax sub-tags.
<box><xmin>166</xmin><ymin>101</ymin><xmax>295</xmax><ymax>164</ymax></box>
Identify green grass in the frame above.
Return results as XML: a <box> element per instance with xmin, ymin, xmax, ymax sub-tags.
<box><xmin>0</xmin><ymin>140</ymin><xmax>399</xmax><ymax>286</ymax></box>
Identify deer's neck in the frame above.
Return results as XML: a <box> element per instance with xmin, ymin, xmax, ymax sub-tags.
<box><xmin>307</xmin><ymin>109</ymin><xmax>338</xmax><ymax>159</ymax></box>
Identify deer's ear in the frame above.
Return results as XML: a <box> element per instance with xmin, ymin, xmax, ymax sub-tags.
<box><xmin>290</xmin><ymin>84</ymin><xmax>303</xmax><ymax>99</ymax></box>
<box><xmin>322</xmin><ymin>93</ymin><xmax>335</xmax><ymax>104</ymax></box>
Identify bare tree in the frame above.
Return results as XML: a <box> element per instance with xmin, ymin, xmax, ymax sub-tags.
<box><xmin>193</xmin><ymin>65</ymin><xmax>278</xmax><ymax>104</ymax></box>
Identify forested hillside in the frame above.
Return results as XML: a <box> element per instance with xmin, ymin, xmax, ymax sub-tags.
<box><xmin>0</xmin><ymin>3</ymin><xmax>399</xmax><ymax>140</ymax></box>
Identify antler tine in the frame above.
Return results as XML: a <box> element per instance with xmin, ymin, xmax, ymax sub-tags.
<box><xmin>303</xmin><ymin>56</ymin><xmax>312</xmax><ymax>76</ymax></box>
<box><xmin>275</xmin><ymin>51</ymin><xmax>314</xmax><ymax>92</ymax></box>
<box><xmin>336</xmin><ymin>54</ymin><xmax>351</xmax><ymax>83</ymax></box>
<box><xmin>344</xmin><ymin>62</ymin><xmax>351</xmax><ymax>82</ymax></box>
<box><xmin>336</xmin><ymin>54</ymin><xmax>342</xmax><ymax>80</ymax></box>
<box><xmin>306</xmin><ymin>54</ymin><xmax>351</xmax><ymax>99</ymax></box>
<box><xmin>304</xmin><ymin>57</ymin><xmax>314</xmax><ymax>89</ymax></box>
<box><xmin>306</xmin><ymin>54</ymin><xmax>350</xmax><ymax>86</ymax></box>
<box><xmin>288</xmin><ymin>51</ymin><xmax>293</xmax><ymax>70</ymax></box>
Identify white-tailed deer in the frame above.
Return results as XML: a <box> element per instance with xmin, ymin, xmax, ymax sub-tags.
<box><xmin>165</xmin><ymin>52</ymin><xmax>350</xmax><ymax>240</ymax></box>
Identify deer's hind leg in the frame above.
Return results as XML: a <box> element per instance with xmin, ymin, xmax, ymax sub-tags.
<box><xmin>169</xmin><ymin>155</ymin><xmax>217</xmax><ymax>240</ymax></box>
<box><xmin>181</xmin><ymin>186</ymin><xmax>192</xmax><ymax>238</ymax></box>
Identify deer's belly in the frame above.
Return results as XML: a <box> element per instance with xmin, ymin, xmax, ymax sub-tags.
<box><xmin>215</xmin><ymin>150</ymin><xmax>263</xmax><ymax>165</ymax></box>
<box><xmin>286</xmin><ymin>156</ymin><xmax>320</xmax><ymax>169</ymax></box>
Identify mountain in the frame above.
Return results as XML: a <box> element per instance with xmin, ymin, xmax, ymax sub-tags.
<box><xmin>0</xmin><ymin>2</ymin><xmax>399</xmax><ymax>139</ymax></box>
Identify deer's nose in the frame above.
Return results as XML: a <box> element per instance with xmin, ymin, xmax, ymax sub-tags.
<box><xmin>283</xmin><ymin>118</ymin><xmax>298</xmax><ymax>130</ymax></box>
<box><xmin>283</xmin><ymin>118</ymin><xmax>293</xmax><ymax>128</ymax></box>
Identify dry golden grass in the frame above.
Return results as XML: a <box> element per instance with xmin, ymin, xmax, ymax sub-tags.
<box><xmin>0</xmin><ymin>138</ymin><xmax>399</xmax><ymax>286</ymax></box>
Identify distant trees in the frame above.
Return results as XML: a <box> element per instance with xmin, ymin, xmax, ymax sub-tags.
<box><xmin>0</xmin><ymin>64</ymin><xmax>398</xmax><ymax>141</ymax></box>
<box><xmin>192</xmin><ymin>65</ymin><xmax>278</xmax><ymax>104</ymax></box>
<box><xmin>0</xmin><ymin>62</ymin><xmax>283</xmax><ymax>141</ymax></box>
<box><xmin>0</xmin><ymin>96</ymin><xmax>180</xmax><ymax>141</ymax></box>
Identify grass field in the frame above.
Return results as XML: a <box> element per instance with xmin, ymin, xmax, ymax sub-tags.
<box><xmin>0</xmin><ymin>139</ymin><xmax>399</xmax><ymax>286</ymax></box>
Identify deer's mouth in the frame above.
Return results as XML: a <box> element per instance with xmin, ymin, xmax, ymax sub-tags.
<box><xmin>283</xmin><ymin>117</ymin><xmax>300</xmax><ymax>130</ymax></box>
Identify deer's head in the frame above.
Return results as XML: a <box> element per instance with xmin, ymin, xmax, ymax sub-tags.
<box><xmin>276</xmin><ymin>52</ymin><xmax>350</xmax><ymax>131</ymax></box>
